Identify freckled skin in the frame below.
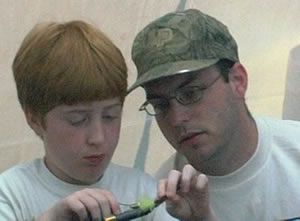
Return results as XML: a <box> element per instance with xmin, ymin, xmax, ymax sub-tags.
<box><xmin>27</xmin><ymin>98</ymin><xmax>122</xmax><ymax>185</ymax></box>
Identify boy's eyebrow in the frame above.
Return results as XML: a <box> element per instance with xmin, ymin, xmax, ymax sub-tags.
<box><xmin>63</xmin><ymin>109</ymin><xmax>90</xmax><ymax>114</ymax></box>
<box><xmin>103</xmin><ymin>103</ymin><xmax>122</xmax><ymax>111</ymax></box>
<box><xmin>62</xmin><ymin>103</ymin><xmax>122</xmax><ymax>113</ymax></box>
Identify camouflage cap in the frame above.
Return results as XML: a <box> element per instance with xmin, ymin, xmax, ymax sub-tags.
<box><xmin>128</xmin><ymin>9</ymin><xmax>239</xmax><ymax>93</ymax></box>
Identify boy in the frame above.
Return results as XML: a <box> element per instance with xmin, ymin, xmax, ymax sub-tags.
<box><xmin>0</xmin><ymin>20</ymin><xmax>176</xmax><ymax>221</ymax></box>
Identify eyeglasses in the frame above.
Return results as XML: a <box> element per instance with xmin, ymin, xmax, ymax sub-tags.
<box><xmin>139</xmin><ymin>74</ymin><xmax>222</xmax><ymax>117</ymax></box>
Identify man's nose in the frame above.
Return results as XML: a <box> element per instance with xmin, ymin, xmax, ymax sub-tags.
<box><xmin>166</xmin><ymin>100</ymin><xmax>190</xmax><ymax>126</ymax></box>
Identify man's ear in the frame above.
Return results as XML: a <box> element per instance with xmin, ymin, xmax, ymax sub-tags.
<box><xmin>24</xmin><ymin>109</ymin><xmax>44</xmax><ymax>138</ymax></box>
<box><xmin>228</xmin><ymin>62</ymin><xmax>248</xmax><ymax>98</ymax></box>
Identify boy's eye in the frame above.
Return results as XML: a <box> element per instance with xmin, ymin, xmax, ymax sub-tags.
<box><xmin>103</xmin><ymin>108</ymin><xmax>122</xmax><ymax>120</ymax></box>
<box><xmin>103</xmin><ymin>114</ymin><xmax>120</xmax><ymax>120</ymax></box>
<box><xmin>70</xmin><ymin>117</ymin><xmax>88</xmax><ymax>125</ymax></box>
<box><xmin>66</xmin><ymin>114</ymin><xmax>88</xmax><ymax>126</ymax></box>
<box><xmin>103</xmin><ymin>115</ymin><xmax>114</xmax><ymax>119</ymax></box>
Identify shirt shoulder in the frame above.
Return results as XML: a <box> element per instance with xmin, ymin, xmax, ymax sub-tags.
<box><xmin>256</xmin><ymin>117</ymin><xmax>300</xmax><ymax>145</ymax></box>
<box><xmin>0</xmin><ymin>159</ymin><xmax>40</xmax><ymax>185</ymax></box>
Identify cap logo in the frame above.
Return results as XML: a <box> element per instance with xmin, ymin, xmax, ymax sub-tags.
<box><xmin>150</xmin><ymin>28</ymin><xmax>173</xmax><ymax>47</ymax></box>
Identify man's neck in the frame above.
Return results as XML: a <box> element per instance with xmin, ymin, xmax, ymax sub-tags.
<box><xmin>197</xmin><ymin>115</ymin><xmax>258</xmax><ymax>176</ymax></box>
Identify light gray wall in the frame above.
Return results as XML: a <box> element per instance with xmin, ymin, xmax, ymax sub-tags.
<box><xmin>1</xmin><ymin>0</ymin><xmax>300</xmax><ymax>174</ymax></box>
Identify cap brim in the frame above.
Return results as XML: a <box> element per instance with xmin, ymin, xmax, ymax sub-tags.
<box><xmin>128</xmin><ymin>59</ymin><xmax>219</xmax><ymax>94</ymax></box>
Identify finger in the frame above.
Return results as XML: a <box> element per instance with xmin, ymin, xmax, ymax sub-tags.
<box><xmin>192</xmin><ymin>174</ymin><xmax>210</xmax><ymax>213</ymax></box>
<box><xmin>181</xmin><ymin>164</ymin><xmax>198</xmax><ymax>193</ymax></box>
<box><xmin>166</xmin><ymin>169</ymin><xmax>181</xmax><ymax>200</ymax></box>
<box><xmin>64</xmin><ymin>198</ymin><xmax>89</xmax><ymax>221</ymax></box>
<box><xmin>93</xmin><ymin>190</ymin><xmax>121</xmax><ymax>216</ymax></box>
<box><xmin>157</xmin><ymin>179</ymin><xmax>167</xmax><ymax>198</ymax></box>
<box><xmin>78</xmin><ymin>194</ymin><xmax>101</xmax><ymax>220</ymax></box>
<box><xmin>105</xmin><ymin>192</ymin><xmax>121</xmax><ymax>215</ymax></box>
<box><xmin>195</xmin><ymin>173</ymin><xmax>209</xmax><ymax>190</ymax></box>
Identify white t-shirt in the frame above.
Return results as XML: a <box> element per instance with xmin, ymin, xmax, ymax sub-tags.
<box><xmin>156</xmin><ymin>117</ymin><xmax>300</xmax><ymax>221</ymax></box>
<box><xmin>0</xmin><ymin>160</ymin><xmax>177</xmax><ymax>221</ymax></box>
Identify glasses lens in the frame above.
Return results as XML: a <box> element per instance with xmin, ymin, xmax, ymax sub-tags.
<box><xmin>177</xmin><ymin>87</ymin><xmax>203</xmax><ymax>105</ymax></box>
<box><xmin>145</xmin><ymin>98</ymin><xmax>169</xmax><ymax>116</ymax></box>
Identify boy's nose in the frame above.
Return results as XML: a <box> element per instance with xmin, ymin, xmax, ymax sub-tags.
<box><xmin>87</xmin><ymin>121</ymin><xmax>105</xmax><ymax>146</ymax></box>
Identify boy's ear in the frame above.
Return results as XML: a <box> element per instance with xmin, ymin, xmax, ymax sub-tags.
<box><xmin>24</xmin><ymin>109</ymin><xmax>44</xmax><ymax>138</ymax></box>
<box><xmin>228</xmin><ymin>62</ymin><xmax>248</xmax><ymax>98</ymax></box>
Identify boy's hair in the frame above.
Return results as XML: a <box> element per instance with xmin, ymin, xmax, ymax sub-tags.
<box><xmin>12</xmin><ymin>20</ymin><xmax>128</xmax><ymax>119</ymax></box>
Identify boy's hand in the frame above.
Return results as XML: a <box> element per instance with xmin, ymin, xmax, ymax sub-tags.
<box><xmin>37</xmin><ymin>188</ymin><xmax>120</xmax><ymax>221</ymax></box>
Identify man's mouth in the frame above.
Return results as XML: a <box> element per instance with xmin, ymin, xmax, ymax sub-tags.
<box><xmin>179</xmin><ymin>132</ymin><xmax>203</xmax><ymax>144</ymax></box>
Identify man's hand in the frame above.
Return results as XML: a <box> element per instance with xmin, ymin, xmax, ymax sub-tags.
<box><xmin>158</xmin><ymin>164</ymin><xmax>216</xmax><ymax>221</ymax></box>
<box><xmin>36</xmin><ymin>188</ymin><xmax>120</xmax><ymax>221</ymax></box>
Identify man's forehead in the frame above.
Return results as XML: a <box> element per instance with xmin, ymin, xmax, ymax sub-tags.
<box><xmin>143</xmin><ymin>66</ymin><xmax>217</xmax><ymax>94</ymax></box>
<box><xmin>144</xmin><ymin>73</ymin><xmax>195</xmax><ymax>94</ymax></box>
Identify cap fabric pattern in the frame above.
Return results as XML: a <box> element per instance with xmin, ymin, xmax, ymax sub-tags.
<box><xmin>128</xmin><ymin>9</ymin><xmax>239</xmax><ymax>93</ymax></box>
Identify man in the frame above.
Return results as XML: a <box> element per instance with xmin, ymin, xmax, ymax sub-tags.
<box><xmin>128</xmin><ymin>9</ymin><xmax>300</xmax><ymax>220</ymax></box>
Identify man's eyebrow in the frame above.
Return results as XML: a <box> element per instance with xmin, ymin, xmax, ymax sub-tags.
<box><xmin>177</xmin><ymin>74</ymin><xmax>197</xmax><ymax>88</ymax></box>
<box><xmin>146</xmin><ymin>74</ymin><xmax>198</xmax><ymax>99</ymax></box>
